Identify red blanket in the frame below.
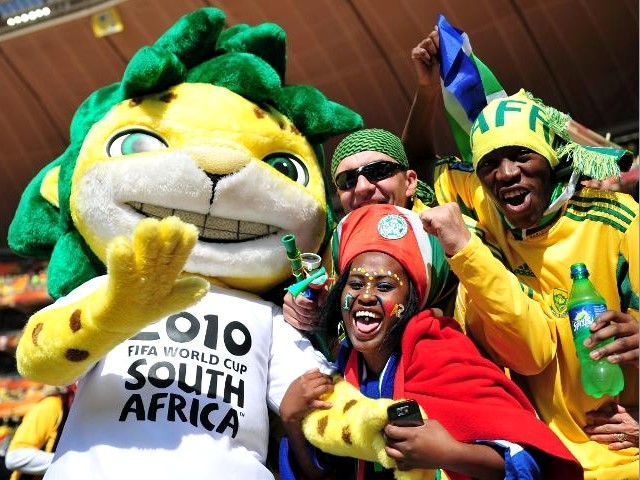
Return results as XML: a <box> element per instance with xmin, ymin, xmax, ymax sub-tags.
<box><xmin>343</xmin><ymin>310</ymin><xmax>582</xmax><ymax>480</ymax></box>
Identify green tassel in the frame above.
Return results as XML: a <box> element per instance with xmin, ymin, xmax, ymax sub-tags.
<box><xmin>523</xmin><ymin>90</ymin><xmax>628</xmax><ymax>180</ymax></box>
<box><xmin>556</xmin><ymin>143</ymin><xmax>621</xmax><ymax>180</ymax></box>
<box><xmin>524</xmin><ymin>90</ymin><xmax>571</xmax><ymax>141</ymax></box>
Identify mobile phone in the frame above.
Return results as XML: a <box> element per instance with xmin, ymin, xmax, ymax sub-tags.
<box><xmin>387</xmin><ymin>399</ymin><xmax>423</xmax><ymax>427</ymax></box>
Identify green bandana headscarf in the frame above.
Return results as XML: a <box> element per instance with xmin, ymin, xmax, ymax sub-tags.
<box><xmin>331</xmin><ymin>128</ymin><xmax>408</xmax><ymax>176</ymax></box>
<box><xmin>331</xmin><ymin>128</ymin><xmax>435</xmax><ymax>206</ymax></box>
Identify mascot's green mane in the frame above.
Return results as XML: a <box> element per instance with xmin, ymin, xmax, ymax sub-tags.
<box><xmin>9</xmin><ymin>8</ymin><xmax>362</xmax><ymax>299</ymax></box>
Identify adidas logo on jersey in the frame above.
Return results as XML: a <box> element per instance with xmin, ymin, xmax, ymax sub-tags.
<box><xmin>514</xmin><ymin>263</ymin><xmax>536</xmax><ymax>277</ymax></box>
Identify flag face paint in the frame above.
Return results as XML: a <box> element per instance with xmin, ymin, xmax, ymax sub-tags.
<box><xmin>342</xmin><ymin>292</ymin><xmax>355</xmax><ymax>311</ymax></box>
<box><xmin>382</xmin><ymin>300</ymin><xmax>395</xmax><ymax>318</ymax></box>
<box><xmin>388</xmin><ymin>303</ymin><xmax>405</xmax><ymax>318</ymax></box>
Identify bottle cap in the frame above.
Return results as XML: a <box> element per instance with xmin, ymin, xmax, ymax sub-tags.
<box><xmin>570</xmin><ymin>262</ymin><xmax>589</xmax><ymax>279</ymax></box>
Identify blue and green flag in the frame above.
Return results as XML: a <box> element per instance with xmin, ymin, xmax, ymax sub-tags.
<box><xmin>437</xmin><ymin>14</ymin><xmax>506</xmax><ymax>163</ymax></box>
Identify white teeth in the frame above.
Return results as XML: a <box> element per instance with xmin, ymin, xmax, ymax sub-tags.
<box><xmin>126</xmin><ymin>202</ymin><xmax>279</xmax><ymax>242</ymax></box>
<box><xmin>355</xmin><ymin>311</ymin><xmax>379</xmax><ymax>319</ymax></box>
<box><xmin>501</xmin><ymin>189</ymin><xmax>527</xmax><ymax>200</ymax></box>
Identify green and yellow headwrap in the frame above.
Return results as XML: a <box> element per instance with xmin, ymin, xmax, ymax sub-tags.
<box><xmin>331</xmin><ymin>128</ymin><xmax>408</xmax><ymax>177</ymax></box>
<box><xmin>470</xmin><ymin>89</ymin><xmax>628</xmax><ymax>180</ymax></box>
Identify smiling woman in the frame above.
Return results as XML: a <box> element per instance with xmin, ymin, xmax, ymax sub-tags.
<box><xmin>338</xmin><ymin>251</ymin><xmax>415</xmax><ymax>375</ymax></box>
<box><xmin>278</xmin><ymin>204</ymin><xmax>583</xmax><ymax>480</ymax></box>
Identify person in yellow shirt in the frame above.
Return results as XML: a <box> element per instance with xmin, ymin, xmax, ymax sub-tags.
<box><xmin>5</xmin><ymin>386</ymin><xmax>74</xmax><ymax>480</ymax></box>
<box><xmin>418</xmin><ymin>89</ymin><xmax>638</xmax><ymax>479</ymax></box>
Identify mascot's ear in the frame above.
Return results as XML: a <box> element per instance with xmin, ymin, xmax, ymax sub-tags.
<box><xmin>8</xmin><ymin>151</ymin><xmax>105</xmax><ymax>300</ymax></box>
<box><xmin>41</xmin><ymin>165</ymin><xmax>60</xmax><ymax>208</ymax></box>
<box><xmin>8</xmin><ymin>159</ymin><xmax>65</xmax><ymax>259</ymax></box>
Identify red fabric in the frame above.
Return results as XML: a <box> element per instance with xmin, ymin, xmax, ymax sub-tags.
<box><xmin>337</xmin><ymin>204</ymin><xmax>428</xmax><ymax>304</ymax></box>
<box><xmin>345</xmin><ymin>310</ymin><xmax>583</xmax><ymax>480</ymax></box>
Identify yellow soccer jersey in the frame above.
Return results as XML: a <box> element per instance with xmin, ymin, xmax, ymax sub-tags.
<box><xmin>435</xmin><ymin>157</ymin><xmax>639</xmax><ymax>480</ymax></box>
<box><xmin>7</xmin><ymin>395</ymin><xmax>65</xmax><ymax>480</ymax></box>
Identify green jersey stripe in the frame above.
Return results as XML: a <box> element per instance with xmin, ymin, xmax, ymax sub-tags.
<box><xmin>570</xmin><ymin>195</ymin><xmax>636</xmax><ymax>218</ymax></box>
<box><xmin>564</xmin><ymin>211</ymin><xmax>627</xmax><ymax>232</ymax></box>
<box><xmin>567</xmin><ymin>203</ymin><xmax>633</xmax><ymax>225</ymax></box>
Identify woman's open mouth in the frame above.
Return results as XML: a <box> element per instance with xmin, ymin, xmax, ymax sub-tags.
<box><xmin>352</xmin><ymin>310</ymin><xmax>383</xmax><ymax>338</ymax></box>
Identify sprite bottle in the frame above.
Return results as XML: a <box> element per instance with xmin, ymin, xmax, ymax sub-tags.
<box><xmin>568</xmin><ymin>263</ymin><xmax>624</xmax><ymax>398</ymax></box>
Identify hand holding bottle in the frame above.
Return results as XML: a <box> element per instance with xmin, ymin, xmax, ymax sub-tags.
<box><xmin>584</xmin><ymin>311</ymin><xmax>639</xmax><ymax>368</ymax></box>
<box><xmin>568</xmin><ymin>263</ymin><xmax>624</xmax><ymax>398</ymax></box>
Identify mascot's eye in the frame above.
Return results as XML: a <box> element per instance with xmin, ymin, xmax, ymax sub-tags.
<box><xmin>263</xmin><ymin>153</ymin><xmax>309</xmax><ymax>186</ymax></box>
<box><xmin>107</xmin><ymin>130</ymin><xmax>168</xmax><ymax>157</ymax></box>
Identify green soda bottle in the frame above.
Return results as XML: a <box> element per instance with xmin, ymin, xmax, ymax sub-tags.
<box><xmin>568</xmin><ymin>263</ymin><xmax>624</xmax><ymax>398</ymax></box>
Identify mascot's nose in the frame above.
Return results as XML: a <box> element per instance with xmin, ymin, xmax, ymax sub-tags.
<box><xmin>186</xmin><ymin>145</ymin><xmax>254</xmax><ymax>206</ymax></box>
<box><xmin>206</xmin><ymin>173</ymin><xmax>224</xmax><ymax>205</ymax></box>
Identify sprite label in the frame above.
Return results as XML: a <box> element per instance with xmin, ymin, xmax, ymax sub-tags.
<box><xmin>569</xmin><ymin>303</ymin><xmax>606</xmax><ymax>335</ymax></box>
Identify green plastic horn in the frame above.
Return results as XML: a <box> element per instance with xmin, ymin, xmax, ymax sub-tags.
<box><xmin>281</xmin><ymin>234</ymin><xmax>304</xmax><ymax>282</ymax></box>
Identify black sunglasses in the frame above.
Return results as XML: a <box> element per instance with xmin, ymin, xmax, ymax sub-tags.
<box><xmin>334</xmin><ymin>160</ymin><xmax>406</xmax><ymax>191</ymax></box>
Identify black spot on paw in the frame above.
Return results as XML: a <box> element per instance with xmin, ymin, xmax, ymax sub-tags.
<box><xmin>341</xmin><ymin>425</ymin><xmax>352</xmax><ymax>445</ymax></box>
<box><xmin>70</xmin><ymin>309</ymin><xmax>82</xmax><ymax>332</ymax></box>
<box><xmin>317</xmin><ymin>415</ymin><xmax>328</xmax><ymax>436</ymax></box>
<box><xmin>32</xmin><ymin>323</ymin><xmax>43</xmax><ymax>345</ymax></box>
<box><xmin>343</xmin><ymin>399</ymin><xmax>357</xmax><ymax>413</ymax></box>
<box><xmin>65</xmin><ymin>349</ymin><xmax>90</xmax><ymax>362</ymax></box>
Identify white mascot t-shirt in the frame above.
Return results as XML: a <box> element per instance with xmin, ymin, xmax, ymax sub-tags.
<box><xmin>45</xmin><ymin>277</ymin><xmax>330</xmax><ymax>479</ymax></box>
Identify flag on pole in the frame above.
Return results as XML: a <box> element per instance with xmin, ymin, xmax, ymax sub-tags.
<box><xmin>437</xmin><ymin>14</ymin><xmax>506</xmax><ymax>163</ymax></box>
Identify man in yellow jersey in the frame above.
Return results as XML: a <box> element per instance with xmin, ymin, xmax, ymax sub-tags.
<box><xmin>418</xmin><ymin>88</ymin><xmax>638</xmax><ymax>479</ymax></box>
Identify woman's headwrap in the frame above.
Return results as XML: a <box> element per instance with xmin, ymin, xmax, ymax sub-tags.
<box><xmin>333</xmin><ymin>204</ymin><xmax>449</xmax><ymax>308</ymax></box>
<box><xmin>470</xmin><ymin>89</ymin><xmax>629</xmax><ymax>181</ymax></box>
<box><xmin>331</xmin><ymin>128</ymin><xmax>435</xmax><ymax>206</ymax></box>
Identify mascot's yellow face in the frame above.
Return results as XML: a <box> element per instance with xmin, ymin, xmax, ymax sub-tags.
<box><xmin>69</xmin><ymin>83</ymin><xmax>327</xmax><ymax>292</ymax></box>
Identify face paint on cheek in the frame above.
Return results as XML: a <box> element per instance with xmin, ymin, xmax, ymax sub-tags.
<box><xmin>389</xmin><ymin>304</ymin><xmax>405</xmax><ymax>318</ymax></box>
<box><xmin>342</xmin><ymin>292</ymin><xmax>355</xmax><ymax>311</ymax></box>
<box><xmin>381</xmin><ymin>299</ymin><xmax>400</xmax><ymax>317</ymax></box>
<box><xmin>385</xmin><ymin>302</ymin><xmax>405</xmax><ymax>318</ymax></box>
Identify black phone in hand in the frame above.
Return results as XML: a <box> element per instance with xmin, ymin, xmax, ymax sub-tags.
<box><xmin>387</xmin><ymin>399</ymin><xmax>424</xmax><ymax>427</ymax></box>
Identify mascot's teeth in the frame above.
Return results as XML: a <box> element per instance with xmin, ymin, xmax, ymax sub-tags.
<box><xmin>127</xmin><ymin>202</ymin><xmax>279</xmax><ymax>242</ymax></box>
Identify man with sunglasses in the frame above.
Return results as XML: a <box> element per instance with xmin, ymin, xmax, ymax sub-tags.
<box><xmin>331</xmin><ymin>128</ymin><xmax>433</xmax><ymax>213</ymax></box>
<box><xmin>283</xmin><ymin>128</ymin><xmax>451</xmax><ymax>334</ymax></box>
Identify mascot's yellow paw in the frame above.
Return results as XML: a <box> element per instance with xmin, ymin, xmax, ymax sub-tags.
<box><xmin>95</xmin><ymin>216</ymin><xmax>209</xmax><ymax>333</ymax></box>
<box><xmin>15</xmin><ymin>216</ymin><xmax>210</xmax><ymax>386</ymax></box>
<box><xmin>302</xmin><ymin>376</ymin><xmax>435</xmax><ymax>480</ymax></box>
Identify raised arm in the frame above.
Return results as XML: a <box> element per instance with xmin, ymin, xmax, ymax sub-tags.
<box><xmin>402</xmin><ymin>28</ymin><xmax>443</xmax><ymax>184</ymax></box>
<box><xmin>421</xmin><ymin>203</ymin><xmax>558</xmax><ymax>374</ymax></box>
